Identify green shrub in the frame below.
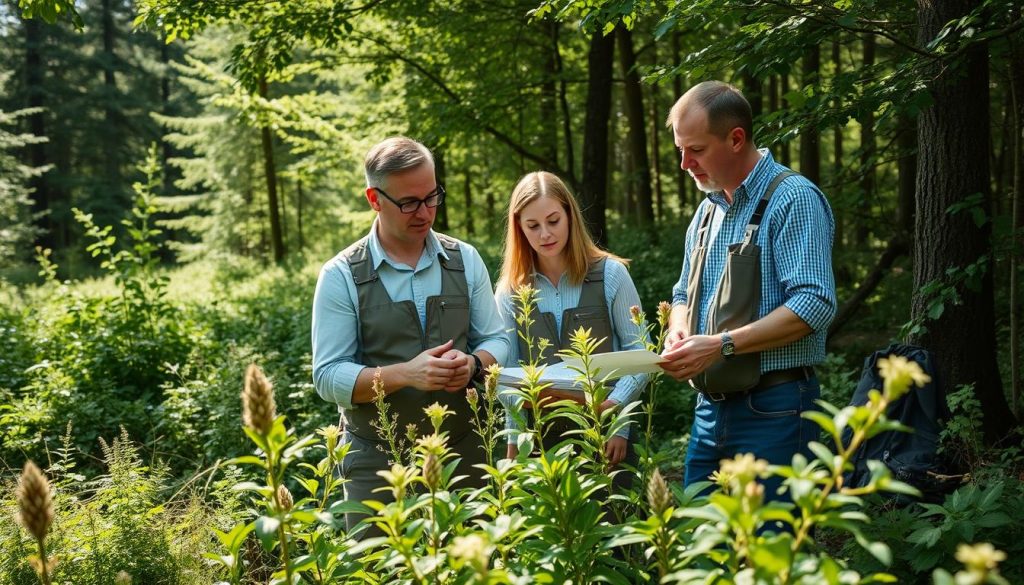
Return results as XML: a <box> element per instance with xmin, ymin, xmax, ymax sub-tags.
<box><xmin>1</xmin><ymin>428</ymin><xmax>231</xmax><ymax>585</ymax></box>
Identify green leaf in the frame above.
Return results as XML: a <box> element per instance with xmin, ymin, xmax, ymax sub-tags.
<box><xmin>255</xmin><ymin>515</ymin><xmax>281</xmax><ymax>551</ymax></box>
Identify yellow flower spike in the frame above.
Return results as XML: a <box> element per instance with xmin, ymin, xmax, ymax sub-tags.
<box><xmin>416</xmin><ymin>433</ymin><xmax>447</xmax><ymax>456</ymax></box>
<box><xmin>877</xmin><ymin>355</ymin><xmax>931</xmax><ymax>400</ymax></box>
<box><xmin>317</xmin><ymin>425</ymin><xmax>341</xmax><ymax>454</ymax></box>
<box><xmin>423</xmin><ymin>403</ymin><xmax>455</xmax><ymax>434</ymax></box>
<box><xmin>955</xmin><ymin>542</ymin><xmax>1006</xmax><ymax>572</ymax></box>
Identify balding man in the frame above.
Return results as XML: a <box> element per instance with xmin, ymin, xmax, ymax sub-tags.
<box><xmin>660</xmin><ymin>81</ymin><xmax>837</xmax><ymax>499</ymax></box>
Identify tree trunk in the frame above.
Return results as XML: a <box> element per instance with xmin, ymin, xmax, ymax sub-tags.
<box><xmin>616</xmin><ymin>25</ymin><xmax>655</xmax><ymax>227</ymax></box>
<box><xmin>832</xmin><ymin>38</ymin><xmax>845</xmax><ymax>249</ymax></box>
<box><xmin>463</xmin><ymin>166</ymin><xmax>474</xmax><ymax>236</ymax></box>
<box><xmin>799</xmin><ymin>45</ymin><xmax>820</xmax><ymax>184</ymax></box>
<box><xmin>580</xmin><ymin>29</ymin><xmax>615</xmax><ymax>247</ymax></box>
<box><xmin>540</xmin><ymin>20</ymin><xmax>559</xmax><ymax>169</ymax></box>
<box><xmin>25</xmin><ymin>18</ymin><xmax>54</xmax><ymax>250</ymax></box>
<box><xmin>434</xmin><ymin>147</ymin><xmax>449</xmax><ymax>231</ymax></box>
<box><xmin>296</xmin><ymin>178</ymin><xmax>304</xmax><ymax>251</ymax></box>
<box><xmin>258</xmin><ymin>74</ymin><xmax>285</xmax><ymax>262</ymax></box>
<box><xmin>912</xmin><ymin>0</ymin><xmax>1013</xmax><ymax>444</ymax></box>
<box><xmin>1009</xmin><ymin>5</ymin><xmax>1023</xmax><ymax>417</ymax></box>
<box><xmin>649</xmin><ymin>41</ymin><xmax>663</xmax><ymax>222</ymax></box>
<box><xmin>857</xmin><ymin>34</ymin><xmax>876</xmax><ymax>245</ymax></box>
<box><xmin>779</xmin><ymin>72</ymin><xmax>791</xmax><ymax>166</ymax></box>
<box><xmin>672</xmin><ymin>31</ymin><xmax>687</xmax><ymax>213</ymax></box>
<box><xmin>743</xmin><ymin>72</ymin><xmax>762</xmax><ymax>120</ymax></box>
<box><xmin>100</xmin><ymin>0</ymin><xmax>122</xmax><ymax>204</ymax></box>
<box><xmin>550</xmin><ymin>22</ymin><xmax>576</xmax><ymax>188</ymax></box>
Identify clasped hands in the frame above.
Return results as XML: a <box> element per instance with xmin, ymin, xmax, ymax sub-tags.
<box><xmin>659</xmin><ymin>329</ymin><xmax>723</xmax><ymax>381</ymax></box>
<box><xmin>405</xmin><ymin>339</ymin><xmax>474</xmax><ymax>392</ymax></box>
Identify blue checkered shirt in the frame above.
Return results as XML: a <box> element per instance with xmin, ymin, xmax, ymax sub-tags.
<box><xmin>671</xmin><ymin>149</ymin><xmax>836</xmax><ymax>371</ymax></box>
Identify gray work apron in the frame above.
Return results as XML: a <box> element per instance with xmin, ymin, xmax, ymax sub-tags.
<box><xmin>338</xmin><ymin>233</ymin><xmax>485</xmax><ymax>532</ymax></box>
<box><xmin>514</xmin><ymin>258</ymin><xmax>636</xmax><ymax>480</ymax></box>
<box><xmin>516</xmin><ymin>257</ymin><xmax>614</xmax><ymax>366</ymax></box>
<box><xmin>685</xmin><ymin>170</ymin><xmax>796</xmax><ymax>394</ymax></box>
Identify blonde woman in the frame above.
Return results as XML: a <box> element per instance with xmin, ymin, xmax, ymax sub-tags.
<box><xmin>496</xmin><ymin>171</ymin><xmax>649</xmax><ymax>469</ymax></box>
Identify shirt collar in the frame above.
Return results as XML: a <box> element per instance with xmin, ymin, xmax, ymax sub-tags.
<box><xmin>705</xmin><ymin>148</ymin><xmax>774</xmax><ymax>209</ymax></box>
<box><xmin>367</xmin><ymin>218</ymin><xmax>450</xmax><ymax>270</ymax></box>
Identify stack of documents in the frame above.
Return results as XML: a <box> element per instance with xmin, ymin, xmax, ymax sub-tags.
<box><xmin>497</xmin><ymin>349</ymin><xmax>666</xmax><ymax>392</ymax></box>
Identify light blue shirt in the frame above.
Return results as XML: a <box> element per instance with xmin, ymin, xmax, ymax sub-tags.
<box><xmin>496</xmin><ymin>257</ymin><xmax>650</xmax><ymax>440</ymax></box>
<box><xmin>311</xmin><ymin>220</ymin><xmax>510</xmax><ymax>410</ymax></box>
<box><xmin>671</xmin><ymin>149</ymin><xmax>836</xmax><ymax>371</ymax></box>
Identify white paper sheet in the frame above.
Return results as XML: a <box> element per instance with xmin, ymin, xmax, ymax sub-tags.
<box><xmin>497</xmin><ymin>349</ymin><xmax>666</xmax><ymax>392</ymax></box>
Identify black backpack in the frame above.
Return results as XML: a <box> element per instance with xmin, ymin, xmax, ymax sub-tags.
<box><xmin>843</xmin><ymin>343</ymin><xmax>958</xmax><ymax>503</ymax></box>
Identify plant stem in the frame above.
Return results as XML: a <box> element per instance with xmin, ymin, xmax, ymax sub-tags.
<box><xmin>35</xmin><ymin>536</ymin><xmax>51</xmax><ymax>585</ymax></box>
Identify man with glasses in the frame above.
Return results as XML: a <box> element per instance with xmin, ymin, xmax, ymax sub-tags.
<box><xmin>312</xmin><ymin>136</ymin><xmax>509</xmax><ymax>533</ymax></box>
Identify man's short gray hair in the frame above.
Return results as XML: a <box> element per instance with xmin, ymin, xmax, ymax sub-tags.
<box><xmin>364</xmin><ymin>136</ymin><xmax>435</xmax><ymax>189</ymax></box>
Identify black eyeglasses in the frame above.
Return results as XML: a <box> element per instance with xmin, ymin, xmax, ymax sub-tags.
<box><xmin>375</xmin><ymin>185</ymin><xmax>446</xmax><ymax>214</ymax></box>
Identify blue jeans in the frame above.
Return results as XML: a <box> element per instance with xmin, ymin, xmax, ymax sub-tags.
<box><xmin>683</xmin><ymin>377</ymin><xmax>821</xmax><ymax>502</ymax></box>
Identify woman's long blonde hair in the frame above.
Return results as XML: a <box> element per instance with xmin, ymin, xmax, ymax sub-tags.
<box><xmin>497</xmin><ymin>171</ymin><xmax>627</xmax><ymax>293</ymax></box>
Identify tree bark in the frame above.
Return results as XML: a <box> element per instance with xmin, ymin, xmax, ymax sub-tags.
<box><xmin>434</xmin><ymin>147</ymin><xmax>449</xmax><ymax>231</ymax></box>
<box><xmin>1009</xmin><ymin>4</ymin><xmax>1023</xmax><ymax>417</ymax></box>
<box><xmin>857</xmin><ymin>34</ymin><xmax>876</xmax><ymax>245</ymax></box>
<box><xmin>779</xmin><ymin>72</ymin><xmax>791</xmax><ymax>166</ymax></box>
<box><xmin>258</xmin><ymin>74</ymin><xmax>285</xmax><ymax>262</ymax></box>
<box><xmin>296</xmin><ymin>178</ymin><xmax>304</xmax><ymax>251</ymax></box>
<box><xmin>463</xmin><ymin>165</ymin><xmax>474</xmax><ymax>236</ymax></box>
<box><xmin>799</xmin><ymin>45</ymin><xmax>820</xmax><ymax>184</ymax></box>
<box><xmin>580</xmin><ymin>29</ymin><xmax>615</xmax><ymax>247</ymax></box>
<box><xmin>912</xmin><ymin>0</ymin><xmax>1013</xmax><ymax>444</ymax></box>
<box><xmin>100</xmin><ymin>0</ymin><xmax>122</xmax><ymax>203</ymax></box>
<box><xmin>616</xmin><ymin>25</ymin><xmax>655</xmax><ymax>227</ymax></box>
<box><xmin>540</xmin><ymin>20</ymin><xmax>559</xmax><ymax>169</ymax></box>
<box><xmin>672</xmin><ymin>31</ymin><xmax>687</xmax><ymax>212</ymax></box>
<box><xmin>25</xmin><ymin>18</ymin><xmax>54</xmax><ymax>250</ymax></box>
<box><xmin>649</xmin><ymin>41</ymin><xmax>663</xmax><ymax>221</ymax></box>
<box><xmin>832</xmin><ymin>38</ymin><xmax>845</xmax><ymax>249</ymax></box>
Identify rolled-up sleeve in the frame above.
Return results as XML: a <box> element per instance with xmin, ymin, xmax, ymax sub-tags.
<box><xmin>771</xmin><ymin>185</ymin><xmax>837</xmax><ymax>333</ymax></box>
<box><xmin>463</xmin><ymin>244</ymin><xmax>510</xmax><ymax>365</ymax></box>
<box><xmin>311</xmin><ymin>260</ymin><xmax>365</xmax><ymax>410</ymax></box>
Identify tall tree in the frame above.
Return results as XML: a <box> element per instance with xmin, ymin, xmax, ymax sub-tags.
<box><xmin>616</xmin><ymin>25</ymin><xmax>654</xmax><ymax>227</ymax></box>
<box><xmin>580</xmin><ymin>29</ymin><xmax>615</xmax><ymax>246</ymax></box>
<box><xmin>911</xmin><ymin>0</ymin><xmax>1014</xmax><ymax>444</ymax></box>
<box><xmin>799</xmin><ymin>44</ymin><xmax>820</xmax><ymax>184</ymax></box>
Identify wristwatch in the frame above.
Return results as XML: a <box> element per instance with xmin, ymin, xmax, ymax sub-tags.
<box><xmin>470</xmin><ymin>353</ymin><xmax>485</xmax><ymax>384</ymax></box>
<box><xmin>720</xmin><ymin>331</ymin><xmax>736</xmax><ymax>360</ymax></box>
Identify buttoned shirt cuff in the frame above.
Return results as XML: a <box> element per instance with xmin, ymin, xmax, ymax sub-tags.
<box><xmin>784</xmin><ymin>293</ymin><xmax>836</xmax><ymax>333</ymax></box>
<box><xmin>314</xmin><ymin>363</ymin><xmax>365</xmax><ymax>411</ymax></box>
<box><xmin>473</xmin><ymin>338</ymin><xmax>510</xmax><ymax>368</ymax></box>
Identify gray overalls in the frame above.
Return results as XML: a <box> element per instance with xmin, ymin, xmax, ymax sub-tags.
<box><xmin>339</xmin><ymin>234</ymin><xmax>486</xmax><ymax>531</ymax></box>
<box><xmin>685</xmin><ymin>170</ymin><xmax>796</xmax><ymax>396</ymax></box>
<box><xmin>515</xmin><ymin>259</ymin><xmax>622</xmax><ymax>451</ymax></box>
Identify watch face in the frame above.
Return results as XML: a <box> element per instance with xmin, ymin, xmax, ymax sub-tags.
<box><xmin>722</xmin><ymin>342</ymin><xmax>735</xmax><ymax>356</ymax></box>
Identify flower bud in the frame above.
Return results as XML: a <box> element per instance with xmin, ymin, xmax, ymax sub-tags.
<box><xmin>646</xmin><ymin>468</ymin><xmax>671</xmax><ymax>516</ymax></box>
<box><xmin>242</xmin><ymin>364</ymin><xmax>276</xmax><ymax>435</ymax></box>
<box><xmin>276</xmin><ymin>485</ymin><xmax>293</xmax><ymax>512</ymax></box>
<box><xmin>422</xmin><ymin>453</ymin><xmax>441</xmax><ymax>492</ymax></box>
<box><xmin>405</xmin><ymin>423</ymin><xmax>418</xmax><ymax>444</ymax></box>
<box><xmin>466</xmin><ymin>387</ymin><xmax>479</xmax><ymax>410</ymax></box>
<box><xmin>115</xmin><ymin>571</ymin><xmax>132</xmax><ymax>585</ymax></box>
<box><xmin>657</xmin><ymin>301</ymin><xmax>672</xmax><ymax>328</ymax></box>
<box><xmin>16</xmin><ymin>461</ymin><xmax>53</xmax><ymax>542</ymax></box>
